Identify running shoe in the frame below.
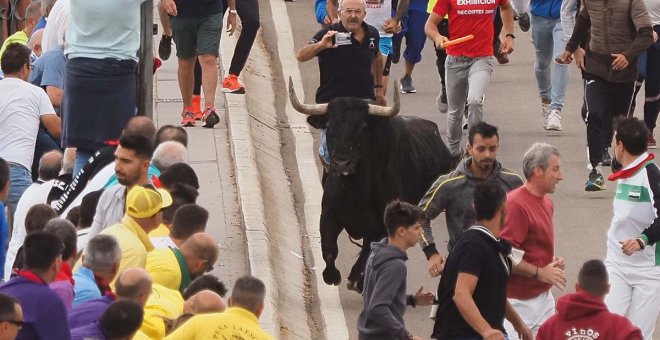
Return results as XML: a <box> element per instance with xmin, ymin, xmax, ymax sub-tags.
<box><xmin>518</xmin><ymin>13</ymin><xmax>530</xmax><ymax>32</ymax></box>
<box><xmin>400</xmin><ymin>75</ymin><xmax>416</xmax><ymax>93</ymax></box>
<box><xmin>649</xmin><ymin>133</ymin><xmax>656</xmax><ymax>149</ymax></box>
<box><xmin>181</xmin><ymin>110</ymin><xmax>196</xmax><ymax>127</ymax></box>
<box><xmin>158</xmin><ymin>35</ymin><xmax>172</xmax><ymax>61</ymax></box>
<box><xmin>585</xmin><ymin>169</ymin><xmax>606</xmax><ymax>192</ymax></box>
<box><xmin>602</xmin><ymin>148</ymin><xmax>612</xmax><ymax>166</ymax></box>
<box><xmin>545</xmin><ymin>109</ymin><xmax>563</xmax><ymax>131</ymax></box>
<box><xmin>202</xmin><ymin>107</ymin><xmax>220</xmax><ymax>128</ymax></box>
<box><xmin>221</xmin><ymin>74</ymin><xmax>246</xmax><ymax>94</ymax></box>
<box><xmin>437</xmin><ymin>86</ymin><xmax>448</xmax><ymax>113</ymax></box>
<box><xmin>192</xmin><ymin>95</ymin><xmax>203</xmax><ymax>120</ymax></box>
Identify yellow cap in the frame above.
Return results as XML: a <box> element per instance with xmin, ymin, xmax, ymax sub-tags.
<box><xmin>125</xmin><ymin>185</ymin><xmax>173</xmax><ymax>219</ymax></box>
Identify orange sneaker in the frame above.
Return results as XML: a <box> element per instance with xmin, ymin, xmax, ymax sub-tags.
<box><xmin>192</xmin><ymin>95</ymin><xmax>203</xmax><ymax>120</ymax></box>
<box><xmin>221</xmin><ymin>74</ymin><xmax>245</xmax><ymax>94</ymax></box>
<box><xmin>181</xmin><ymin>110</ymin><xmax>196</xmax><ymax>127</ymax></box>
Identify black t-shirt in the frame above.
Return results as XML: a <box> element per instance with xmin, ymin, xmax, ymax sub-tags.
<box><xmin>311</xmin><ymin>22</ymin><xmax>380</xmax><ymax>103</ymax></box>
<box><xmin>433</xmin><ymin>227</ymin><xmax>512</xmax><ymax>339</ymax></box>
<box><xmin>173</xmin><ymin>0</ymin><xmax>222</xmax><ymax>18</ymax></box>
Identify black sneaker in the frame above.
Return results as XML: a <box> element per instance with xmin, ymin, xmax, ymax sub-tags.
<box><xmin>585</xmin><ymin>169</ymin><xmax>606</xmax><ymax>192</ymax></box>
<box><xmin>202</xmin><ymin>107</ymin><xmax>220</xmax><ymax>128</ymax></box>
<box><xmin>602</xmin><ymin>148</ymin><xmax>612</xmax><ymax>166</ymax></box>
<box><xmin>158</xmin><ymin>35</ymin><xmax>172</xmax><ymax>61</ymax></box>
<box><xmin>518</xmin><ymin>13</ymin><xmax>530</xmax><ymax>32</ymax></box>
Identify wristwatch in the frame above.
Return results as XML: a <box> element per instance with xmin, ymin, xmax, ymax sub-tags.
<box><xmin>229</xmin><ymin>9</ymin><xmax>238</xmax><ymax>14</ymax></box>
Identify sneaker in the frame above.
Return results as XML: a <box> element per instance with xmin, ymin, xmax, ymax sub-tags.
<box><xmin>518</xmin><ymin>12</ymin><xmax>530</xmax><ymax>32</ymax></box>
<box><xmin>202</xmin><ymin>107</ymin><xmax>220</xmax><ymax>128</ymax></box>
<box><xmin>602</xmin><ymin>148</ymin><xmax>612</xmax><ymax>166</ymax></box>
<box><xmin>192</xmin><ymin>95</ymin><xmax>203</xmax><ymax>120</ymax></box>
<box><xmin>437</xmin><ymin>86</ymin><xmax>448</xmax><ymax>113</ymax></box>
<box><xmin>494</xmin><ymin>48</ymin><xmax>510</xmax><ymax>65</ymax></box>
<box><xmin>649</xmin><ymin>133</ymin><xmax>656</xmax><ymax>149</ymax></box>
<box><xmin>158</xmin><ymin>35</ymin><xmax>172</xmax><ymax>61</ymax></box>
<box><xmin>400</xmin><ymin>75</ymin><xmax>416</xmax><ymax>93</ymax></box>
<box><xmin>545</xmin><ymin>109</ymin><xmax>562</xmax><ymax>131</ymax></box>
<box><xmin>181</xmin><ymin>110</ymin><xmax>196</xmax><ymax>127</ymax></box>
<box><xmin>221</xmin><ymin>74</ymin><xmax>246</xmax><ymax>94</ymax></box>
<box><xmin>585</xmin><ymin>169</ymin><xmax>606</xmax><ymax>192</ymax></box>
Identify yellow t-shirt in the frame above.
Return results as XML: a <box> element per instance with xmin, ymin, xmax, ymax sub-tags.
<box><xmin>141</xmin><ymin>284</ymin><xmax>185</xmax><ymax>340</ymax></box>
<box><xmin>99</xmin><ymin>216</ymin><xmax>155</xmax><ymax>288</ymax></box>
<box><xmin>164</xmin><ymin>308</ymin><xmax>275</xmax><ymax>340</ymax></box>
<box><xmin>146</xmin><ymin>248</ymin><xmax>186</xmax><ymax>292</ymax></box>
<box><xmin>0</xmin><ymin>31</ymin><xmax>28</xmax><ymax>58</ymax></box>
<box><xmin>149</xmin><ymin>224</ymin><xmax>170</xmax><ymax>238</ymax></box>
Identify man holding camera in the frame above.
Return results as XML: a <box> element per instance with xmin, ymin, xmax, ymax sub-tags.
<box><xmin>297</xmin><ymin>0</ymin><xmax>383</xmax><ymax>106</ymax></box>
<box><xmin>296</xmin><ymin>0</ymin><xmax>383</xmax><ymax>167</ymax></box>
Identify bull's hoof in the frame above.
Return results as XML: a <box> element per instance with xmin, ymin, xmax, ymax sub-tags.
<box><xmin>346</xmin><ymin>280</ymin><xmax>363</xmax><ymax>293</ymax></box>
<box><xmin>323</xmin><ymin>268</ymin><xmax>341</xmax><ymax>286</ymax></box>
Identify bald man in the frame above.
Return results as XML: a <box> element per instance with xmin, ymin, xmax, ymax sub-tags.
<box><xmin>147</xmin><ymin>233</ymin><xmax>219</xmax><ymax>292</ymax></box>
<box><xmin>69</xmin><ymin>268</ymin><xmax>153</xmax><ymax>329</ymax></box>
<box><xmin>37</xmin><ymin>150</ymin><xmax>62</xmax><ymax>182</ymax></box>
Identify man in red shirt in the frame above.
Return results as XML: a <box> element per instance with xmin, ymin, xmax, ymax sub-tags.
<box><xmin>499</xmin><ymin>142</ymin><xmax>567</xmax><ymax>338</ymax></box>
<box><xmin>424</xmin><ymin>0</ymin><xmax>515</xmax><ymax>167</ymax></box>
<box><xmin>537</xmin><ymin>259</ymin><xmax>643</xmax><ymax>340</ymax></box>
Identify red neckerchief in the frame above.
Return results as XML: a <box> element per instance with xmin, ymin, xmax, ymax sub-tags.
<box><xmin>94</xmin><ymin>275</ymin><xmax>117</xmax><ymax>301</ymax></box>
<box><xmin>17</xmin><ymin>270</ymin><xmax>47</xmax><ymax>285</ymax></box>
<box><xmin>608</xmin><ymin>153</ymin><xmax>655</xmax><ymax>181</ymax></box>
<box><xmin>54</xmin><ymin>262</ymin><xmax>75</xmax><ymax>285</ymax></box>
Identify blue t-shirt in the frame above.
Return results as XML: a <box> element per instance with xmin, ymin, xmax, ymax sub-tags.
<box><xmin>33</xmin><ymin>17</ymin><xmax>47</xmax><ymax>35</ymax></box>
<box><xmin>28</xmin><ymin>46</ymin><xmax>66</xmax><ymax>89</ymax></box>
<box><xmin>72</xmin><ymin>266</ymin><xmax>101</xmax><ymax>307</ymax></box>
<box><xmin>173</xmin><ymin>0</ymin><xmax>222</xmax><ymax>18</ymax></box>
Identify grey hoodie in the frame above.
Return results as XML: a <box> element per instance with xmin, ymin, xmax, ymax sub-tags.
<box><xmin>417</xmin><ymin>157</ymin><xmax>524</xmax><ymax>258</ymax></box>
<box><xmin>358</xmin><ymin>240</ymin><xmax>412</xmax><ymax>340</ymax></box>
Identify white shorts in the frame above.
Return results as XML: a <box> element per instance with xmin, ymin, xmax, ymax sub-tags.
<box><xmin>504</xmin><ymin>290</ymin><xmax>555</xmax><ymax>339</ymax></box>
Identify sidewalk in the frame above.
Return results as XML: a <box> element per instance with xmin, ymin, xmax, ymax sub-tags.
<box><xmin>151</xmin><ymin>21</ymin><xmax>249</xmax><ymax>289</ymax></box>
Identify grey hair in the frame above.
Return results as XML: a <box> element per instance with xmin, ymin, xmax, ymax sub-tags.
<box><xmin>339</xmin><ymin>0</ymin><xmax>367</xmax><ymax>11</ymax></box>
<box><xmin>152</xmin><ymin>141</ymin><xmax>188</xmax><ymax>172</ymax></box>
<box><xmin>522</xmin><ymin>142</ymin><xmax>561</xmax><ymax>180</ymax></box>
<box><xmin>83</xmin><ymin>235</ymin><xmax>122</xmax><ymax>273</ymax></box>
<box><xmin>38</xmin><ymin>150</ymin><xmax>63</xmax><ymax>181</ymax></box>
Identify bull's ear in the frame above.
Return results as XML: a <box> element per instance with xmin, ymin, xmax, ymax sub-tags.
<box><xmin>307</xmin><ymin>116</ymin><xmax>327</xmax><ymax>129</ymax></box>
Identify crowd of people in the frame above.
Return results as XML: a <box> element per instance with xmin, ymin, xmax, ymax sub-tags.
<box><xmin>1</xmin><ymin>0</ymin><xmax>660</xmax><ymax>337</ymax></box>
<box><xmin>300</xmin><ymin>0</ymin><xmax>660</xmax><ymax>338</ymax></box>
<box><xmin>0</xmin><ymin>0</ymin><xmax>279</xmax><ymax>338</ymax></box>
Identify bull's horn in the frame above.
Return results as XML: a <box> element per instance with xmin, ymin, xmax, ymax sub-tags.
<box><xmin>367</xmin><ymin>80</ymin><xmax>400</xmax><ymax>117</ymax></box>
<box><xmin>288</xmin><ymin>76</ymin><xmax>327</xmax><ymax>116</ymax></box>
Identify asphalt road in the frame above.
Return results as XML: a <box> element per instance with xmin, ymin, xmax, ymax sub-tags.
<box><xmin>282</xmin><ymin>1</ymin><xmax>659</xmax><ymax>338</ymax></box>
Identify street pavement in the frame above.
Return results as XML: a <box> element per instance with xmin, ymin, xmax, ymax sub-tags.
<box><xmin>283</xmin><ymin>1</ymin><xmax>660</xmax><ymax>338</ymax></box>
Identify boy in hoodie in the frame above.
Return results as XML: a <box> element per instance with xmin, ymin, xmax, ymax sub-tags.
<box><xmin>537</xmin><ymin>259</ymin><xmax>642</xmax><ymax>340</ymax></box>
<box><xmin>358</xmin><ymin>201</ymin><xmax>435</xmax><ymax>340</ymax></box>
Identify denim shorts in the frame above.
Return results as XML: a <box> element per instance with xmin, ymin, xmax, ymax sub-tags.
<box><xmin>379</xmin><ymin>36</ymin><xmax>393</xmax><ymax>56</ymax></box>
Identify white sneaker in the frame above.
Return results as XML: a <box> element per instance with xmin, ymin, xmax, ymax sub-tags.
<box><xmin>545</xmin><ymin>109</ymin><xmax>563</xmax><ymax>131</ymax></box>
<box><xmin>541</xmin><ymin>102</ymin><xmax>551</xmax><ymax>128</ymax></box>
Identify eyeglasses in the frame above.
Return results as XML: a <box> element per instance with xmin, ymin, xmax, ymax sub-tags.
<box><xmin>1</xmin><ymin>320</ymin><xmax>24</xmax><ymax>328</ymax></box>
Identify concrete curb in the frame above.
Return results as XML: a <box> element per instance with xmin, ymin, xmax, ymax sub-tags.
<box><xmin>267</xmin><ymin>0</ymin><xmax>350</xmax><ymax>338</ymax></box>
<box><xmin>219</xmin><ymin>26</ymin><xmax>278</xmax><ymax>334</ymax></box>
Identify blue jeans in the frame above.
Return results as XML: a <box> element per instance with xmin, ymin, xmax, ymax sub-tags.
<box><xmin>31</xmin><ymin>124</ymin><xmax>62</xmax><ymax>181</ymax></box>
<box><xmin>318</xmin><ymin>129</ymin><xmax>331</xmax><ymax>164</ymax></box>
<box><xmin>531</xmin><ymin>15</ymin><xmax>569</xmax><ymax>111</ymax></box>
<box><xmin>73</xmin><ymin>149</ymin><xmax>94</xmax><ymax>178</ymax></box>
<box><xmin>7</xmin><ymin>163</ymin><xmax>32</xmax><ymax>216</ymax></box>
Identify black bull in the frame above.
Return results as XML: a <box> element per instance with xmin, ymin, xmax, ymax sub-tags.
<box><xmin>289</xmin><ymin>78</ymin><xmax>451</xmax><ymax>291</ymax></box>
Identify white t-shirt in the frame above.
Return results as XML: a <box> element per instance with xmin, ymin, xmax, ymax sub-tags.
<box><xmin>645</xmin><ymin>0</ymin><xmax>660</xmax><ymax>25</ymax></box>
<box><xmin>0</xmin><ymin>78</ymin><xmax>56</xmax><ymax>170</ymax></box>
<box><xmin>364</xmin><ymin>0</ymin><xmax>393</xmax><ymax>37</ymax></box>
<box><xmin>41</xmin><ymin>0</ymin><xmax>70</xmax><ymax>52</ymax></box>
<box><xmin>4</xmin><ymin>181</ymin><xmax>55</xmax><ymax>281</ymax></box>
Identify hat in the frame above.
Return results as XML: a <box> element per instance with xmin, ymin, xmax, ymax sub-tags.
<box><xmin>126</xmin><ymin>185</ymin><xmax>173</xmax><ymax>219</ymax></box>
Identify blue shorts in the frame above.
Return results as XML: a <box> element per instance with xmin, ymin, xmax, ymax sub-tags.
<box><xmin>379</xmin><ymin>36</ymin><xmax>393</xmax><ymax>56</ymax></box>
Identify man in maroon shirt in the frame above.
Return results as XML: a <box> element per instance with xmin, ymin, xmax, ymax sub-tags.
<box><xmin>500</xmin><ymin>142</ymin><xmax>567</xmax><ymax>339</ymax></box>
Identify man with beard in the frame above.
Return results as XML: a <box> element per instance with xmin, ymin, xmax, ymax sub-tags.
<box><xmin>87</xmin><ymin>134</ymin><xmax>155</xmax><ymax>239</ymax></box>
<box><xmin>417</xmin><ymin>122</ymin><xmax>524</xmax><ymax>278</ymax></box>
<box><xmin>146</xmin><ymin>233</ymin><xmax>219</xmax><ymax>293</ymax></box>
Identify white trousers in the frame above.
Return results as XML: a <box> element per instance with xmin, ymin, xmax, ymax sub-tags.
<box><xmin>604</xmin><ymin>259</ymin><xmax>660</xmax><ymax>340</ymax></box>
<box><xmin>504</xmin><ymin>290</ymin><xmax>555</xmax><ymax>339</ymax></box>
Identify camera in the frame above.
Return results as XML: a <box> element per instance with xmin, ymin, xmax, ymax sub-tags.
<box><xmin>333</xmin><ymin>32</ymin><xmax>352</xmax><ymax>46</ymax></box>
